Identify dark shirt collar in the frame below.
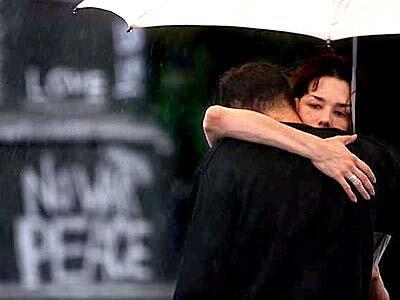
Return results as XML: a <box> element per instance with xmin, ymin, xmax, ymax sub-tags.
<box><xmin>282</xmin><ymin>122</ymin><xmax>351</xmax><ymax>137</ymax></box>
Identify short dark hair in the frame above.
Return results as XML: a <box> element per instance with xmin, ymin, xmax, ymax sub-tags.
<box><xmin>291</xmin><ymin>53</ymin><xmax>352</xmax><ymax>100</ymax></box>
<box><xmin>218</xmin><ymin>61</ymin><xmax>292</xmax><ymax>113</ymax></box>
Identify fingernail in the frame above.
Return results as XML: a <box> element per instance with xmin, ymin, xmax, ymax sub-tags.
<box><xmin>366</xmin><ymin>195</ymin><xmax>371</xmax><ymax>200</ymax></box>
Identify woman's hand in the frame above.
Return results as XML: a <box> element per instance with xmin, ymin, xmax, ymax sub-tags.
<box><xmin>311</xmin><ymin>134</ymin><xmax>376</xmax><ymax>202</ymax></box>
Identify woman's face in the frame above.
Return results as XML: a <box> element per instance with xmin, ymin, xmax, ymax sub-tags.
<box><xmin>295</xmin><ymin>76</ymin><xmax>351</xmax><ymax>131</ymax></box>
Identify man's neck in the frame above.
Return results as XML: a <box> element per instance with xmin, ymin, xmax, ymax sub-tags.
<box><xmin>265</xmin><ymin>107</ymin><xmax>302</xmax><ymax>123</ymax></box>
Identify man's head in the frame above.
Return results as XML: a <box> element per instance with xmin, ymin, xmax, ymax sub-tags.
<box><xmin>218</xmin><ymin>61</ymin><xmax>294</xmax><ymax>114</ymax></box>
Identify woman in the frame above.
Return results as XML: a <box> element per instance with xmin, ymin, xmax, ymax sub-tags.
<box><xmin>203</xmin><ymin>53</ymin><xmax>389</xmax><ymax>299</ymax></box>
<box><xmin>204</xmin><ymin>54</ymin><xmax>375</xmax><ymax>203</ymax></box>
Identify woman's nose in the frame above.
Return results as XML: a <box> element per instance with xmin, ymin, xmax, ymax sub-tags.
<box><xmin>318</xmin><ymin>110</ymin><xmax>331</xmax><ymax>127</ymax></box>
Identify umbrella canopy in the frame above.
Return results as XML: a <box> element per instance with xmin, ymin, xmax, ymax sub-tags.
<box><xmin>76</xmin><ymin>0</ymin><xmax>400</xmax><ymax>41</ymax></box>
<box><xmin>75</xmin><ymin>0</ymin><xmax>400</xmax><ymax>131</ymax></box>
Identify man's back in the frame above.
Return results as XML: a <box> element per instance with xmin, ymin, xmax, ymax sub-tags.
<box><xmin>174</xmin><ymin>125</ymin><xmax>389</xmax><ymax>299</ymax></box>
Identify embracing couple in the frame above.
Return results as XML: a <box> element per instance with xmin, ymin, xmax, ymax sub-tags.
<box><xmin>174</xmin><ymin>54</ymin><xmax>400</xmax><ymax>300</ymax></box>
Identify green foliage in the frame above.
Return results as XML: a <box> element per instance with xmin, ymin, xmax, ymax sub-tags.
<box><xmin>151</xmin><ymin>44</ymin><xmax>212</xmax><ymax>180</ymax></box>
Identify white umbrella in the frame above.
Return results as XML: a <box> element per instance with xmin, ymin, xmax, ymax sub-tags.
<box><xmin>75</xmin><ymin>0</ymin><xmax>400</xmax><ymax>129</ymax></box>
<box><xmin>75</xmin><ymin>0</ymin><xmax>400</xmax><ymax>41</ymax></box>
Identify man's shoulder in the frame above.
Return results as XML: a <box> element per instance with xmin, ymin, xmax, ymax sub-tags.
<box><xmin>198</xmin><ymin>137</ymin><xmax>301</xmax><ymax>177</ymax></box>
<box><xmin>356</xmin><ymin>134</ymin><xmax>392</xmax><ymax>152</ymax></box>
<box><xmin>353</xmin><ymin>135</ymin><xmax>400</xmax><ymax>169</ymax></box>
<box><xmin>211</xmin><ymin>138</ymin><xmax>284</xmax><ymax>159</ymax></box>
<box><xmin>198</xmin><ymin>138</ymin><xmax>264</xmax><ymax>170</ymax></box>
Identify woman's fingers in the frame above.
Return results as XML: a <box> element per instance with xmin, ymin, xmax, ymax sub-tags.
<box><xmin>313</xmin><ymin>135</ymin><xmax>378</xmax><ymax>202</ymax></box>
<box><xmin>338</xmin><ymin>177</ymin><xmax>358</xmax><ymax>203</ymax></box>
<box><xmin>351</xmin><ymin>167</ymin><xmax>375</xmax><ymax>197</ymax></box>
<box><xmin>355</xmin><ymin>158</ymin><xmax>376</xmax><ymax>183</ymax></box>
<box><xmin>346</xmin><ymin>172</ymin><xmax>371</xmax><ymax>200</ymax></box>
<box><xmin>340</xmin><ymin>134</ymin><xmax>358</xmax><ymax>145</ymax></box>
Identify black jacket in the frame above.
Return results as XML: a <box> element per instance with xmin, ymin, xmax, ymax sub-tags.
<box><xmin>174</xmin><ymin>124</ymin><xmax>400</xmax><ymax>300</ymax></box>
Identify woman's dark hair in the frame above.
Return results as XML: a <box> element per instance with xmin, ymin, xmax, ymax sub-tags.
<box><xmin>291</xmin><ymin>53</ymin><xmax>352</xmax><ymax>100</ymax></box>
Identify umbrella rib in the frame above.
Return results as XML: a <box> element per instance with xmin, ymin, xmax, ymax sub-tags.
<box><xmin>330</xmin><ymin>0</ymin><xmax>351</xmax><ymax>39</ymax></box>
<box><xmin>131</xmin><ymin>0</ymin><xmax>172</xmax><ymax>29</ymax></box>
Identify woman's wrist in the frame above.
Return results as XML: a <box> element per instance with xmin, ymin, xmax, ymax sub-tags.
<box><xmin>303</xmin><ymin>134</ymin><xmax>326</xmax><ymax>161</ymax></box>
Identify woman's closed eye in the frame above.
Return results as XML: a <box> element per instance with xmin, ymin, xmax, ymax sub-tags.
<box><xmin>308</xmin><ymin>103</ymin><xmax>322</xmax><ymax>109</ymax></box>
<box><xmin>334</xmin><ymin>110</ymin><xmax>350</xmax><ymax>118</ymax></box>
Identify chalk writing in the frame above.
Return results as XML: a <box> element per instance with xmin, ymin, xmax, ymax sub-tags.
<box><xmin>14</xmin><ymin>147</ymin><xmax>154</xmax><ymax>289</ymax></box>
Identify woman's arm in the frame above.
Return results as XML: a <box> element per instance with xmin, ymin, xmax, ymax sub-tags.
<box><xmin>203</xmin><ymin>105</ymin><xmax>376</xmax><ymax>202</ymax></box>
<box><xmin>204</xmin><ymin>105</ymin><xmax>329</xmax><ymax>159</ymax></box>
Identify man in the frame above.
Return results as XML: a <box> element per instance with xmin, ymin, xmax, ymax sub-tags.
<box><xmin>174</xmin><ymin>61</ymin><xmax>399</xmax><ymax>299</ymax></box>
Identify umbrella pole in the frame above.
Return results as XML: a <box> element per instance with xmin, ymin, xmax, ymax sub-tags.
<box><xmin>351</xmin><ymin>37</ymin><xmax>358</xmax><ymax>133</ymax></box>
